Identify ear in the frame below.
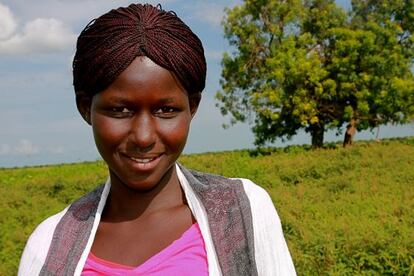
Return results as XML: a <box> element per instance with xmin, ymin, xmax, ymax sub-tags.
<box><xmin>189</xmin><ymin>92</ymin><xmax>201</xmax><ymax>118</ymax></box>
<box><xmin>75</xmin><ymin>91</ymin><xmax>92</xmax><ymax>125</ymax></box>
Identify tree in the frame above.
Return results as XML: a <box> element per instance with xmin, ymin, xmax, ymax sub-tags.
<box><xmin>216</xmin><ymin>0</ymin><xmax>414</xmax><ymax>148</ymax></box>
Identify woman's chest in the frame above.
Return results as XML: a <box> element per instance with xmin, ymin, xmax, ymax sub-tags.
<box><xmin>90</xmin><ymin>204</ymin><xmax>195</xmax><ymax>267</ymax></box>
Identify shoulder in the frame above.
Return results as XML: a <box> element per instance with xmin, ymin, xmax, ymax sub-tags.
<box><xmin>235</xmin><ymin>178</ymin><xmax>273</xmax><ymax>202</ymax></box>
<box><xmin>185</xmin><ymin>168</ymin><xmax>268</xmax><ymax>198</ymax></box>
<box><xmin>233</xmin><ymin>178</ymin><xmax>281</xmax><ymax>225</ymax></box>
<box><xmin>18</xmin><ymin>207</ymin><xmax>68</xmax><ymax>275</ymax></box>
<box><xmin>233</xmin><ymin>178</ymin><xmax>297</xmax><ymax>275</ymax></box>
<box><xmin>19</xmin><ymin>183</ymin><xmax>108</xmax><ymax>275</ymax></box>
<box><xmin>179</xmin><ymin>164</ymin><xmax>272</xmax><ymax>208</ymax></box>
<box><xmin>28</xmin><ymin>208</ymin><xmax>68</xmax><ymax>243</ymax></box>
<box><xmin>178</xmin><ymin>165</ymin><xmax>246</xmax><ymax>200</ymax></box>
<box><xmin>188</xmin><ymin>168</ymin><xmax>243</xmax><ymax>186</ymax></box>
<box><xmin>18</xmin><ymin>183</ymin><xmax>106</xmax><ymax>275</ymax></box>
<box><xmin>178</xmin><ymin>166</ymin><xmax>296</xmax><ymax>274</ymax></box>
<box><xmin>180</xmin><ymin>165</ymin><xmax>271</xmax><ymax>207</ymax></box>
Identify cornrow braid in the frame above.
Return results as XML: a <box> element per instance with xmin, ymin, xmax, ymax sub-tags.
<box><xmin>73</xmin><ymin>3</ymin><xmax>206</xmax><ymax>97</ymax></box>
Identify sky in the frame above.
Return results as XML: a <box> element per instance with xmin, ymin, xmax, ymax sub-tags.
<box><xmin>1</xmin><ymin>0</ymin><xmax>413</xmax><ymax>168</ymax></box>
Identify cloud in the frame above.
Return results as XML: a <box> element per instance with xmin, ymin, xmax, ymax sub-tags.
<box><xmin>15</xmin><ymin>139</ymin><xmax>40</xmax><ymax>155</ymax></box>
<box><xmin>0</xmin><ymin>3</ymin><xmax>17</xmax><ymax>39</ymax></box>
<box><xmin>0</xmin><ymin>140</ymin><xmax>41</xmax><ymax>155</ymax></box>
<box><xmin>206</xmin><ymin>50</ymin><xmax>223</xmax><ymax>60</ymax></box>
<box><xmin>0</xmin><ymin>3</ymin><xmax>76</xmax><ymax>55</ymax></box>
<box><xmin>191</xmin><ymin>2</ymin><xmax>225</xmax><ymax>26</ymax></box>
<box><xmin>2</xmin><ymin>1</ymin><xmax>179</xmax><ymax>27</ymax></box>
<box><xmin>188</xmin><ymin>0</ymin><xmax>242</xmax><ymax>27</ymax></box>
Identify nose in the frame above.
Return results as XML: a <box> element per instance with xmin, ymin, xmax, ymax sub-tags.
<box><xmin>129</xmin><ymin>112</ymin><xmax>156</xmax><ymax>152</ymax></box>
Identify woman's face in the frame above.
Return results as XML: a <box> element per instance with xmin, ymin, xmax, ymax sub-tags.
<box><xmin>86</xmin><ymin>56</ymin><xmax>198</xmax><ymax>191</ymax></box>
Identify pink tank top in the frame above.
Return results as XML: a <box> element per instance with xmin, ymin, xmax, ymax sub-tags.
<box><xmin>82</xmin><ymin>223</ymin><xmax>208</xmax><ymax>275</ymax></box>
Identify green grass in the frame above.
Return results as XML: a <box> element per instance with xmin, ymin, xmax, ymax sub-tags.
<box><xmin>1</xmin><ymin>137</ymin><xmax>413</xmax><ymax>275</ymax></box>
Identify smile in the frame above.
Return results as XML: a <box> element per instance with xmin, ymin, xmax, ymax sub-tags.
<box><xmin>129</xmin><ymin>156</ymin><xmax>158</xmax><ymax>163</ymax></box>
<box><xmin>123</xmin><ymin>153</ymin><xmax>163</xmax><ymax>171</ymax></box>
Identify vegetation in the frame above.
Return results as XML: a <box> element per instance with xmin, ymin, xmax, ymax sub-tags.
<box><xmin>1</xmin><ymin>137</ymin><xmax>414</xmax><ymax>275</ymax></box>
<box><xmin>217</xmin><ymin>0</ymin><xmax>414</xmax><ymax>147</ymax></box>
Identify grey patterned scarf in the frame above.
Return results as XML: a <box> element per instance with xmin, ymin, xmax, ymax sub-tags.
<box><xmin>40</xmin><ymin>165</ymin><xmax>258</xmax><ymax>276</ymax></box>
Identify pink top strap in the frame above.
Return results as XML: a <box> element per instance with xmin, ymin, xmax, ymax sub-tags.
<box><xmin>82</xmin><ymin>223</ymin><xmax>208</xmax><ymax>275</ymax></box>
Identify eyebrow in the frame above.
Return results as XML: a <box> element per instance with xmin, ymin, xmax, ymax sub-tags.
<box><xmin>157</xmin><ymin>98</ymin><xmax>176</xmax><ymax>104</ymax></box>
<box><xmin>104</xmin><ymin>96</ymin><xmax>131</xmax><ymax>105</ymax></box>
<box><xmin>105</xmin><ymin>96</ymin><xmax>178</xmax><ymax>104</ymax></box>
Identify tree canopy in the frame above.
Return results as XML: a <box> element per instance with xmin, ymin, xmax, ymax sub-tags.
<box><xmin>216</xmin><ymin>0</ymin><xmax>414</xmax><ymax>147</ymax></box>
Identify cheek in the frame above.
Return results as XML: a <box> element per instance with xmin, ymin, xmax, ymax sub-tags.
<box><xmin>92</xmin><ymin>115</ymin><xmax>128</xmax><ymax>152</ymax></box>
<box><xmin>159</xmin><ymin>116</ymin><xmax>191</xmax><ymax>150</ymax></box>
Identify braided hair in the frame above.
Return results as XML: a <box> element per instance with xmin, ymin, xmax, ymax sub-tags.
<box><xmin>73</xmin><ymin>3</ymin><xmax>206</xmax><ymax>97</ymax></box>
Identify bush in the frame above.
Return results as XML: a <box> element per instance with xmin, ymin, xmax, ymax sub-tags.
<box><xmin>1</xmin><ymin>138</ymin><xmax>413</xmax><ymax>275</ymax></box>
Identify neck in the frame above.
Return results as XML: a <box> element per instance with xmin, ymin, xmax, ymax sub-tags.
<box><xmin>103</xmin><ymin>165</ymin><xmax>186</xmax><ymax>222</ymax></box>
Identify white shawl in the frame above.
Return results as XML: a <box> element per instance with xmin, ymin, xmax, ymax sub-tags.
<box><xmin>19</xmin><ymin>164</ymin><xmax>296</xmax><ymax>276</ymax></box>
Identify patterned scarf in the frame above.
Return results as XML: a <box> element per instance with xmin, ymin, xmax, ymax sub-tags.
<box><xmin>40</xmin><ymin>165</ymin><xmax>258</xmax><ymax>276</ymax></box>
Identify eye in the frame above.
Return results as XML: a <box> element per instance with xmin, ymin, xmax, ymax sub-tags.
<box><xmin>108</xmin><ymin>107</ymin><xmax>133</xmax><ymax>118</ymax></box>
<box><xmin>154</xmin><ymin>106</ymin><xmax>179</xmax><ymax>118</ymax></box>
<box><xmin>112</xmin><ymin>107</ymin><xmax>130</xmax><ymax>113</ymax></box>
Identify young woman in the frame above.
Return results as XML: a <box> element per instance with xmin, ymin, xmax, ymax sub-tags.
<box><xmin>18</xmin><ymin>3</ymin><xmax>296</xmax><ymax>276</ymax></box>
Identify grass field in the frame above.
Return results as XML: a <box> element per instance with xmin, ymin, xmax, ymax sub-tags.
<box><xmin>1</xmin><ymin>137</ymin><xmax>413</xmax><ymax>275</ymax></box>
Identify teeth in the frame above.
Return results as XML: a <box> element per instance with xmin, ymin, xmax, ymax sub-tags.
<box><xmin>130</xmin><ymin>157</ymin><xmax>156</xmax><ymax>163</ymax></box>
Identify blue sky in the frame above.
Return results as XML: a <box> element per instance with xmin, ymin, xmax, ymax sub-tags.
<box><xmin>1</xmin><ymin>0</ymin><xmax>412</xmax><ymax>168</ymax></box>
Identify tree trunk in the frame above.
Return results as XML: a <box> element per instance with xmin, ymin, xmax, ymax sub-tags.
<box><xmin>343</xmin><ymin>118</ymin><xmax>357</xmax><ymax>147</ymax></box>
<box><xmin>375</xmin><ymin>126</ymin><xmax>381</xmax><ymax>142</ymax></box>
<box><xmin>310</xmin><ymin>124</ymin><xmax>325</xmax><ymax>148</ymax></box>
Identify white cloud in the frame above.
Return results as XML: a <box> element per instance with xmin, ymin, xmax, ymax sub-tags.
<box><xmin>15</xmin><ymin>139</ymin><xmax>39</xmax><ymax>155</ymax></box>
<box><xmin>188</xmin><ymin>0</ymin><xmax>242</xmax><ymax>27</ymax></box>
<box><xmin>0</xmin><ymin>140</ymin><xmax>40</xmax><ymax>156</ymax></box>
<box><xmin>206</xmin><ymin>50</ymin><xmax>223</xmax><ymax>60</ymax></box>
<box><xmin>0</xmin><ymin>3</ymin><xmax>76</xmax><ymax>55</ymax></box>
<box><xmin>191</xmin><ymin>2</ymin><xmax>225</xmax><ymax>26</ymax></box>
<box><xmin>0</xmin><ymin>3</ymin><xmax>17</xmax><ymax>39</ymax></box>
<box><xmin>2</xmin><ymin>1</ymin><xmax>179</xmax><ymax>27</ymax></box>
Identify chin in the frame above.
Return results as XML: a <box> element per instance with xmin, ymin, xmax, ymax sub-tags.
<box><xmin>109</xmin><ymin>161</ymin><xmax>177</xmax><ymax>192</ymax></box>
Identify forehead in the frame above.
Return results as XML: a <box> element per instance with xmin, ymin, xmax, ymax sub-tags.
<box><xmin>112</xmin><ymin>56</ymin><xmax>184</xmax><ymax>89</ymax></box>
<box><xmin>93</xmin><ymin>56</ymin><xmax>188</xmax><ymax>105</ymax></box>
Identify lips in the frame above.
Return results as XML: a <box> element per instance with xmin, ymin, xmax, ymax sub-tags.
<box><xmin>129</xmin><ymin>156</ymin><xmax>158</xmax><ymax>163</ymax></box>
<box><xmin>122</xmin><ymin>152</ymin><xmax>164</xmax><ymax>171</ymax></box>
